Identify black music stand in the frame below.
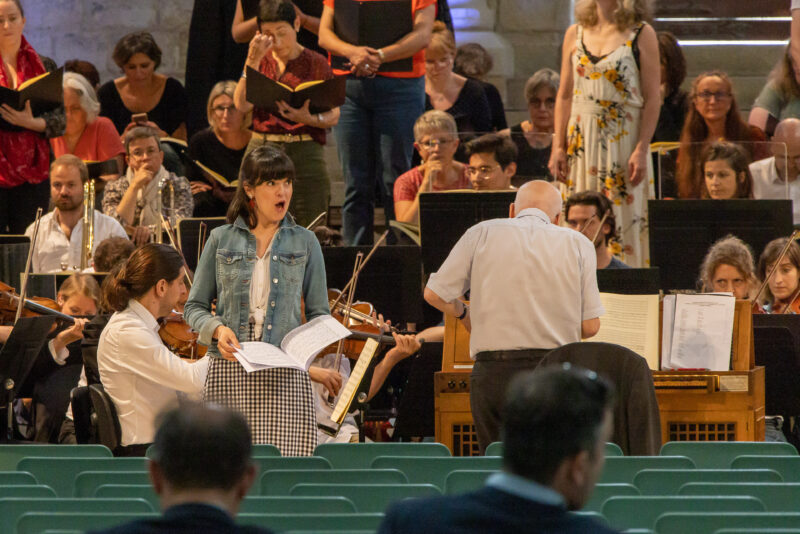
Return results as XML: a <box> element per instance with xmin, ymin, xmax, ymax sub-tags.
<box><xmin>597</xmin><ymin>268</ymin><xmax>661</xmax><ymax>294</ymax></box>
<box><xmin>0</xmin><ymin>316</ymin><xmax>56</xmax><ymax>442</ymax></box>
<box><xmin>648</xmin><ymin>200</ymin><xmax>792</xmax><ymax>290</ymax></box>
<box><xmin>0</xmin><ymin>235</ymin><xmax>30</xmax><ymax>290</ymax></box>
<box><xmin>25</xmin><ymin>273</ymin><xmax>108</xmax><ymax>301</ymax></box>
<box><xmin>177</xmin><ymin>217</ymin><xmax>227</xmax><ymax>273</ymax></box>
<box><xmin>753</xmin><ymin>315</ymin><xmax>800</xmax><ymax>420</ymax></box>
<box><xmin>392</xmin><ymin>341</ymin><xmax>441</xmax><ymax>440</ymax></box>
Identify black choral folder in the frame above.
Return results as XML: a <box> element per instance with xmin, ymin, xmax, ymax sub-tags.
<box><xmin>0</xmin><ymin>67</ymin><xmax>63</xmax><ymax>131</ymax></box>
<box><xmin>245</xmin><ymin>67</ymin><xmax>346</xmax><ymax>115</ymax></box>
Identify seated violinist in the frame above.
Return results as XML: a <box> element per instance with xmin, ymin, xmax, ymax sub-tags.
<box><xmin>757</xmin><ymin>237</ymin><xmax>800</xmax><ymax>314</ymax></box>
<box><xmin>465</xmin><ymin>133</ymin><xmax>518</xmax><ymax>191</ymax></box>
<box><xmin>25</xmin><ymin>155</ymin><xmax>128</xmax><ymax>273</ymax></box>
<box><xmin>698</xmin><ymin>234</ymin><xmax>757</xmax><ymax>300</ymax></box>
<box><xmin>564</xmin><ymin>191</ymin><xmax>630</xmax><ymax>269</ymax></box>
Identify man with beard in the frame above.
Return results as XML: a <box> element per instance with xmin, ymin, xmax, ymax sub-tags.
<box><xmin>25</xmin><ymin>155</ymin><xmax>127</xmax><ymax>272</ymax></box>
<box><xmin>564</xmin><ymin>190</ymin><xmax>630</xmax><ymax>269</ymax></box>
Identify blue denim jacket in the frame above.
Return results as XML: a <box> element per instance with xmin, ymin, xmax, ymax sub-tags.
<box><xmin>184</xmin><ymin>215</ymin><xmax>330</xmax><ymax>358</ymax></box>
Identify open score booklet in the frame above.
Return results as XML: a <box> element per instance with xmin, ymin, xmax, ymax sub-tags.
<box><xmin>232</xmin><ymin>315</ymin><xmax>351</xmax><ymax>372</ymax></box>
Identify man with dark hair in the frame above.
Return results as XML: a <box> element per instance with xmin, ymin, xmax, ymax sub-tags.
<box><xmin>564</xmin><ymin>190</ymin><xmax>630</xmax><ymax>269</ymax></box>
<box><xmin>378</xmin><ymin>365</ymin><xmax>619</xmax><ymax>534</ymax></box>
<box><xmin>464</xmin><ymin>133</ymin><xmax>518</xmax><ymax>190</ymax></box>
<box><xmin>89</xmin><ymin>403</ymin><xmax>270</xmax><ymax>534</ymax></box>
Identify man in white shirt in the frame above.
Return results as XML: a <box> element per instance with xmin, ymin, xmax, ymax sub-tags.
<box><xmin>98</xmin><ymin>243</ymin><xmax>208</xmax><ymax>455</ymax></box>
<box><xmin>749</xmin><ymin>118</ymin><xmax>800</xmax><ymax>224</ymax></box>
<box><xmin>424</xmin><ymin>181</ymin><xmax>604</xmax><ymax>452</ymax></box>
<box><xmin>24</xmin><ymin>155</ymin><xmax>128</xmax><ymax>273</ymax></box>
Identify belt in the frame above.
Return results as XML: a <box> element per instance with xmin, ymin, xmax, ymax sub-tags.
<box><xmin>253</xmin><ymin>132</ymin><xmax>314</xmax><ymax>143</ymax></box>
<box><xmin>474</xmin><ymin>348</ymin><xmax>551</xmax><ymax>362</ymax></box>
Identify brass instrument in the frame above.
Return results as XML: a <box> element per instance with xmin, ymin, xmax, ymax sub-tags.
<box><xmin>79</xmin><ymin>179</ymin><xmax>95</xmax><ymax>270</ymax></box>
<box><xmin>155</xmin><ymin>175</ymin><xmax>176</xmax><ymax>244</ymax></box>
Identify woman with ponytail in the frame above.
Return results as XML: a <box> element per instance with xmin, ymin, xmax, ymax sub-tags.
<box><xmin>185</xmin><ymin>143</ymin><xmax>329</xmax><ymax>456</ymax></box>
<box><xmin>97</xmin><ymin>243</ymin><xmax>209</xmax><ymax>456</ymax></box>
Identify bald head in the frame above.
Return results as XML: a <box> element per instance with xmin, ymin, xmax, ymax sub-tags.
<box><xmin>513</xmin><ymin>180</ymin><xmax>563</xmax><ymax>222</ymax></box>
<box><xmin>773</xmin><ymin>118</ymin><xmax>800</xmax><ymax>147</ymax></box>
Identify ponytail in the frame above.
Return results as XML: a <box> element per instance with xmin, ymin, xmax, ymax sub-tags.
<box><xmin>103</xmin><ymin>243</ymin><xmax>184</xmax><ymax>312</ymax></box>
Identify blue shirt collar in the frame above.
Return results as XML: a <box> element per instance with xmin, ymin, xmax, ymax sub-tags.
<box><xmin>514</xmin><ymin>207</ymin><xmax>551</xmax><ymax>224</ymax></box>
<box><xmin>486</xmin><ymin>472</ymin><xmax>566</xmax><ymax>507</ymax></box>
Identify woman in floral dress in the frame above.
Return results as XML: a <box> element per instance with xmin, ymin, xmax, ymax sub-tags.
<box><xmin>549</xmin><ymin>0</ymin><xmax>660</xmax><ymax>267</ymax></box>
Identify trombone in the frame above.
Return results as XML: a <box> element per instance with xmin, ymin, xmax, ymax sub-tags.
<box><xmin>79</xmin><ymin>179</ymin><xmax>95</xmax><ymax>270</ymax></box>
<box><xmin>155</xmin><ymin>175</ymin><xmax>176</xmax><ymax>244</ymax></box>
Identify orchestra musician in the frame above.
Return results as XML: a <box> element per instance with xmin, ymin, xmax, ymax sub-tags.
<box><xmin>184</xmin><ymin>144</ymin><xmax>328</xmax><ymax>455</ymax></box>
<box><xmin>564</xmin><ymin>190</ymin><xmax>631</xmax><ymax>270</ymax></box>
<box><xmin>698</xmin><ymin>234</ymin><xmax>758</xmax><ymax>300</ymax></box>
<box><xmin>424</xmin><ymin>180</ymin><xmax>604</xmax><ymax>453</ymax></box>
<box><xmin>464</xmin><ymin>133</ymin><xmax>519</xmax><ymax>191</ymax></box>
<box><xmin>757</xmin><ymin>237</ymin><xmax>800</xmax><ymax>314</ymax></box>
<box><xmin>98</xmin><ymin>244</ymin><xmax>209</xmax><ymax>456</ymax></box>
<box><xmin>24</xmin><ymin>155</ymin><xmax>127</xmax><ymax>273</ymax></box>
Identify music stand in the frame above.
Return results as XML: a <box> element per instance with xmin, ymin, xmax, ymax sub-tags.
<box><xmin>648</xmin><ymin>200</ymin><xmax>792</xmax><ymax>290</ymax></box>
<box><xmin>597</xmin><ymin>268</ymin><xmax>661</xmax><ymax>294</ymax></box>
<box><xmin>392</xmin><ymin>341</ymin><xmax>441</xmax><ymax>440</ymax></box>
<box><xmin>0</xmin><ymin>316</ymin><xmax>56</xmax><ymax>442</ymax></box>
<box><xmin>24</xmin><ymin>273</ymin><xmax>108</xmax><ymax>301</ymax></box>
<box><xmin>0</xmin><ymin>235</ymin><xmax>30</xmax><ymax>290</ymax></box>
<box><xmin>177</xmin><ymin>217</ymin><xmax>227</xmax><ymax>273</ymax></box>
<box><xmin>753</xmin><ymin>315</ymin><xmax>800</xmax><ymax>418</ymax></box>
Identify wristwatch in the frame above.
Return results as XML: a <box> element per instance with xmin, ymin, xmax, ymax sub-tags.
<box><xmin>457</xmin><ymin>302</ymin><xmax>469</xmax><ymax>320</ymax></box>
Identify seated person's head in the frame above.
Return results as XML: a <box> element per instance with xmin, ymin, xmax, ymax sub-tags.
<box><xmin>64</xmin><ymin>59</ymin><xmax>101</xmax><ymax>90</ymax></box>
<box><xmin>453</xmin><ymin>42</ymin><xmax>493</xmax><ymax>81</ymax></box>
<box><xmin>50</xmin><ymin>155</ymin><xmax>89</xmax><ymax>213</ymax></box>
<box><xmin>758</xmin><ymin>237</ymin><xmax>800</xmax><ymax>306</ymax></box>
<box><xmin>503</xmin><ymin>364</ymin><xmax>614</xmax><ymax>510</ymax></box>
<box><xmin>112</xmin><ymin>31</ymin><xmax>162</xmax><ymax>77</ymax></box>
<box><xmin>465</xmin><ymin>133</ymin><xmax>518</xmax><ymax>190</ymax></box>
<box><xmin>63</xmin><ymin>72</ymin><xmax>101</xmax><ymax>137</ymax></box>
<box><xmin>413</xmin><ymin>110</ymin><xmax>459</xmax><ymax>165</ymax></box>
<box><xmin>425</xmin><ymin>22</ymin><xmax>457</xmax><ymax>80</ymax></box>
<box><xmin>124</xmin><ymin>127</ymin><xmax>164</xmax><ymax>175</ymax></box>
<box><xmin>148</xmin><ymin>403</ymin><xmax>256</xmax><ymax>514</ymax></box>
<box><xmin>256</xmin><ymin>0</ymin><xmax>301</xmax><ymax>56</ymax></box>
<box><xmin>93</xmin><ymin>237</ymin><xmax>135</xmax><ymax>273</ymax></box>
<box><xmin>524</xmin><ymin>68</ymin><xmax>559</xmax><ymax>134</ymax></box>
<box><xmin>207</xmin><ymin>80</ymin><xmax>251</xmax><ymax>136</ymax></box>
<box><xmin>699</xmin><ymin>235</ymin><xmax>756</xmax><ymax>299</ymax></box>
<box><xmin>771</xmin><ymin>118</ymin><xmax>800</xmax><ymax>181</ymax></box>
<box><xmin>701</xmin><ymin>141</ymin><xmax>753</xmax><ymax>199</ymax></box>
<box><xmin>512</xmin><ymin>180</ymin><xmax>563</xmax><ymax>224</ymax></box>
<box><xmin>657</xmin><ymin>32</ymin><xmax>686</xmax><ymax>99</ymax></box>
<box><xmin>57</xmin><ymin>273</ymin><xmax>101</xmax><ymax>317</ymax></box>
<box><xmin>564</xmin><ymin>191</ymin><xmax>616</xmax><ymax>248</ymax></box>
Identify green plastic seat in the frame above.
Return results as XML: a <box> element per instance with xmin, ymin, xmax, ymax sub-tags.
<box><xmin>253</xmin><ymin>456</ymin><xmax>332</xmax><ymax>473</ymax></box>
<box><xmin>444</xmin><ymin>470</ymin><xmax>496</xmax><ymax>494</ymax></box>
<box><xmin>94</xmin><ymin>484</ymin><xmax>158</xmax><ymax>508</ymax></box>
<box><xmin>679</xmin><ymin>482</ymin><xmax>800</xmax><ymax>512</ymax></box>
<box><xmin>660</xmin><ymin>442</ymin><xmax>798</xmax><ymax>470</ymax></box>
<box><xmin>605</xmin><ymin>443</ymin><xmax>624</xmax><ymax>457</ymax></box>
<box><xmin>290</xmin><ymin>483</ymin><xmax>441</xmax><ymax>513</ymax></box>
<box><xmin>0</xmin><ymin>471</ymin><xmax>38</xmax><ymax>485</ymax></box>
<box><xmin>571</xmin><ymin>510</ymin><xmax>609</xmax><ymax>525</ymax></box>
<box><xmin>0</xmin><ymin>444</ymin><xmax>112</xmax><ymax>471</ymax></box>
<box><xmin>370</xmin><ymin>456</ymin><xmax>501</xmax><ymax>490</ymax></box>
<box><xmin>599</xmin><ymin>456</ymin><xmax>696</xmax><ymax>485</ymax></box>
<box><xmin>583</xmin><ymin>483</ymin><xmax>640</xmax><ymax>513</ymax></box>
<box><xmin>16</xmin><ymin>511</ymin><xmax>157</xmax><ymax>534</ymax></box>
<box><xmin>484</xmin><ymin>441</ymin><xmax>623</xmax><ymax>457</ymax></box>
<box><xmin>0</xmin><ymin>485</ymin><xmax>56</xmax><ymax>498</ymax></box>
<box><xmin>16</xmin><ymin>457</ymin><xmax>147</xmax><ymax>497</ymax></box>
<box><xmin>1</xmin><ymin>498</ymin><xmax>154</xmax><ymax>533</ymax></box>
<box><xmin>714</xmin><ymin>530</ymin><xmax>800</xmax><ymax>533</ymax></box>
<box><xmin>239</xmin><ymin>496</ymin><xmax>356</xmax><ymax>514</ymax></box>
<box><xmin>601</xmin><ymin>495</ymin><xmax>765</xmax><ymax>530</ymax></box>
<box><xmin>146</xmin><ymin>442</ymin><xmax>283</xmax><ymax>459</ymax></box>
<box><xmin>75</xmin><ymin>471</ymin><xmax>152</xmax><ymax>498</ymax></box>
<box><xmin>237</xmin><ymin>513</ymin><xmax>384</xmax><ymax>531</ymax></box>
<box><xmin>260</xmin><ymin>469</ymin><xmax>408</xmax><ymax>496</ymax></box>
<box><xmin>731</xmin><ymin>456</ymin><xmax>800</xmax><ymax>482</ymax></box>
<box><xmin>654</xmin><ymin>512</ymin><xmax>800</xmax><ymax>534</ymax></box>
<box><xmin>634</xmin><ymin>469</ymin><xmax>783</xmax><ymax>495</ymax></box>
<box><xmin>313</xmin><ymin>443</ymin><xmax>451</xmax><ymax>469</ymax></box>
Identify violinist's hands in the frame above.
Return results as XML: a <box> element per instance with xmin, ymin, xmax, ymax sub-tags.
<box><xmin>51</xmin><ymin>318</ymin><xmax>89</xmax><ymax>358</ymax></box>
<box><xmin>276</xmin><ymin>99</ymin><xmax>313</xmax><ymax>124</ymax></box>
<box><xmin>627</xmin><ymin>146</ymin><xmax>648</xmax><ymax>187</ymax></box>
<box><xmin>548</xmin><ymin>146</ymin><xmax>568</xmax><ymax>184</ymax></box>
<box><xmin>309</xmin><ymin>366</ymin><xmax>343</xmax><ymax>397</ymax></box>
<box><xmin>190</xmin><ymin>181</ymin><xmax>213</xmax><ymax>195</ymax></box>
<box><xmin>214</xmin><ymin>325</ymin><xmax>241</xmax><ymax>362</ymax></box>
<box><xmin>246</xmin><ymin>32</ymin><xmax>273</xmax><ymax>69</ymax></box>
<box><xmin>383</xmin><ymin>332</ymin><xmax>421</xmax><ymax>365</ymax></box>
<box><xmin>370</xmin><ymin>310</ymin><xmax>391</xmax><ymax>334</ymax></box>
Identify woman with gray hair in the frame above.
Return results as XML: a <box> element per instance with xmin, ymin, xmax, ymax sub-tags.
<box><xmin>51</xmin><ymin>72</ymin><xmax>125</xmax><ymax>181</ymax></box>
<box><xmin>501</xmin><ymin>68</ymin><xmax>559</xmax><ymax>186</ymax></box>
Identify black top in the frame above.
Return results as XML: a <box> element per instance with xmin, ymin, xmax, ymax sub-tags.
<box><xmin>379</xmin><ymin>486</ymin><xmax>621</xmax><ymax>534</ymax></box>
<box><xmin>187</xmin><ymin>128</ymin><xmax>247</xmax><ymax>184</ymax></box>
<box><xmin>98</xmin><ymin>77</ymin><xmax>188</xmax><ymax>136</ymax></box>
<box><xmin>653</xmin><ymin>89</ymin><xmax>688</xmax><ymax>143</ymax></box>
<box><xmin>88</xmin><ymin>503</ymin><xmax>274</xmax><ymax>534</ymax></box>
<box><xmin>479</xmin><ymin>79</ymin><xmax>507</xmax><ymax>131</ymax></box>
<box><xmin>509</xmin><ymin>122</ymin><xmax>553</xmax><ymax>187</ymax></box>
<box><xmin>425</xmin><ymin>77</ymin><xmax>493</xmax><ymax>136</ymax></box>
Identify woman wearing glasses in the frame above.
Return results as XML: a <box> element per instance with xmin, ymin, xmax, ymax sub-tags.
<box><xmin>393</xmin><ymin>110</ymin><xmax>470</xmax><ymax>224</ymax></box>
<box><xmin>187</xmin><ymin>81</ymin><xmax>252</xmax><ymax>217</ymax></box>
<box><xmin>675</xmin><ymin>70</ymin><xmax>767</xmax><ymax>199</ymax></box>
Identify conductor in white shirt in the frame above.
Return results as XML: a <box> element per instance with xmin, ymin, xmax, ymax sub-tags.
<box><xmin>98</xmin><ymin>243</ymin><xmax>209</xmax><ymax>456</ymax></box>
<box><xmin>749</xmin><ymin>118</ymin><xmax>800</xmax><ymax>224</ymax></box>
<box><xmin>424</xmin><ymin>180</ymin><xmax>604</xmax><ymax>453</ymax></box>
<box><xmin>24</xmin><ymin>154</ymin><xmax>128</xmax><ymax>272</ymax></box>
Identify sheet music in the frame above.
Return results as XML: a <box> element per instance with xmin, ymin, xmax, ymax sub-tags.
<box><xmin>280</xmin><ymin>314</ymin><xmax>352</xmax><ymax>370</ymax></box>
<box><xmin>661</xmin><ymin>295</ymin><xmax>676</xmax><ymax>369</ymax></box>
<box><xmin>330</xmin><ymin>338</ymin><xmax>379</xmax><ymax>424</ymax></box>
<box><xmin>591</xmin><ymin>293</ymin><xmax>660</xmax><ymax>370</ymax></box>
<box><xmin>235</xmin><ymin>342</ymin><xmax>296</xmax><ymax>371</ymax></box>
<box><xmin>232</xmin><ymin>347</ymin><xmax>272</xmax><ymax>373</ymax></box>
<box><xmin>668</xmin><ymin>293</ymin><xmax>735</xmax><ymax>371</ymax></box>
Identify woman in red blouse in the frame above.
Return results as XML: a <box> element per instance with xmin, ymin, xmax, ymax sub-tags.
<box><xmin>0</xmin><ymin>0</ymin><xmax>64</xmax><ymax>233</ymax></box>
<box><xmin>233</xmin><ymin>0</ymin><xmax>339</xmax><ymax>227</ymax></box>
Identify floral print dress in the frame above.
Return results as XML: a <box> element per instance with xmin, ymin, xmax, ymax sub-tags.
<box><xmin>564</xmin><ymin>23</ymin><xmax>654</xmax><ymax>267</ymax></box>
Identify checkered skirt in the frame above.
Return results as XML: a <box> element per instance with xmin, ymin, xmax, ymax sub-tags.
<box><xmin>204</xmin><ymin>357</ymin><xmax>318</xmax><ymax>456</ymax></box>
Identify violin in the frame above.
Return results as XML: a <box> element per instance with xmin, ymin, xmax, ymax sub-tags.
<box><xmin>0</xmin><ymin>281</ymin><xmax>75</xmax><ymax>325</ymax></box>
<box><xmin>322</xmin><ymin>288</ymin><xmax>397</xmax><ymax>360</ymax></box>
<box><xmin>158</xmin><ymin>311</ymin><xmax>207</xmax><ymax>361</ymax></box>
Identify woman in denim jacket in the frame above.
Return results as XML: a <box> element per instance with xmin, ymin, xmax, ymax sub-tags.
<box><xmin>185</xmin><ymin>144</ymin><xmax>331</xmax><ymax>455</ymax></box>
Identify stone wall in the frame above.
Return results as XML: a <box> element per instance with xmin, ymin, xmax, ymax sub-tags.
<box><xmin>22</xmin><ymin>0</ymin><xmax>194</xmax><ymax>85</ymax></box>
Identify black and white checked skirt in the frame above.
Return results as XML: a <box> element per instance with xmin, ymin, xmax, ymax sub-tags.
<box><xmin>203</xmin><ymin>357</ymin><xmax>318</xmax><ymax>456</ymax></box>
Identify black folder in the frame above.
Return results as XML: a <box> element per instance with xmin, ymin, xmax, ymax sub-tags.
<box><xmin>246</xmin><ymin>67</ymin><xmax>347</xmax><ymax>115</ymax></box>
<box><xmin>0</xmin><ymin>67</ymin><xmax>63</xmax><ymax>131</ymax></box>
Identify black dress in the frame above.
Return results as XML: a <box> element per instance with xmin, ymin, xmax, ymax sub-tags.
<box><xmin>479</xmin><ymin>79</ymin><xmax>506</xmax><ymax>131</ymax></box>
<box><xmin>98</xmin><ymin>77</ymin><xmax>188</xmax><ymax>136</ymax></box>
<box><xmin>652</xmin><ymin>89</ymin><xmax>688</xmax><ymax>198</ymax></box>
<box><xmin>425</xmin><ymin>78</ymin><xmax>493</xmax><ymax>162</ymax></box>
<box><xmin>508</xmin><ymin>122</ymin><xmax>553</xmax><ymax>187</ymax></box>
<box><xmin>187</xmin><ymin>128</ymin><xmax>247</xmax><ymax>217</ymax></box>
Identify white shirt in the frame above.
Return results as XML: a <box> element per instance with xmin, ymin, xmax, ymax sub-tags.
<box><xmin>98</xmin><ymin>299</ymin><xmax>209</xmax><ymax>446</ymax></box>
<box><xmin>749</xmin><ymin>157</ymin><xmax>800</xmax><ymax>224</ymax></box>
<box><xmin>249</xmin><ymin>240</ymin><xmax>274</xmax><ymax>340</ymax></box>
<box><xmin>24</xmin><ymin>208</ymin><xmax>128</xmax><ymax>272</ymax></box>
<box><xmin>793</xmin><ymin>0</ymin><xmax>800</xmax><ymax>10</ymax></box>
<box><xmin>426</xmin><ymin>208</ymin><xmax>605</xmax><ymax>358</ymax></box>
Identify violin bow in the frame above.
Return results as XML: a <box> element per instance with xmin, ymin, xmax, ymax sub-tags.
<box><xmin>160</xmin><ymin>214</ymin><xmax>194</xmax><ymax>288</ymax></box>
<box><xmin>753</xmin><ymin>229</ymin><xmax>800</xmax><ymax>309</ymax></box>
<box><xmin>330</xmin><ymin>230</ymin><xmax>389</xmax><ymax>312</ymax></box>
<box><xmin>197</xmin><ymin>221</ymin><xmax>208</xmax><ymax>267</ymax></box>
<box><xmin>16</xmin><ymin>208</ymin><xmax>43</xmax><ymax>324</ymax></box>
<box><xmin>333</xmin><ymin>252</ymin><xmax>364</xmax><ymax>373</ymax></box>
<box><xmin>589</xmin><ymin>210</ymin><xmax>611</xmax><ymax>244</ymax></box>
<box><xmin>306</xmin><ymin>211</ymin><xmax>327</xmax><ymax>231</ymax></box>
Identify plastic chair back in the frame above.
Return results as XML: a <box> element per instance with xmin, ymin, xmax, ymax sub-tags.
<box><xmin>660</xmin><ymin>442</ymin><xmax>798</xmax><ymax>470</ymax></box>
<box><xmin>260</xmin><ymin>469</ymin><xmax>407</xmax><ymax>496</ymax></box>
<box><xmin>634</xmin><ymin>469</ymin><xmax>783</xmax><ymax>495</ymax></box>
<box><xmin>313</xmin><ymin>442</ymin><xmax>450</xmax><ymax>469</ymax></box>
<box><xmin>599</xmin><ymin>456</ymin><xmax>696</xmax><ymax>485</ymax></box>
<box><xmin>602</xmin><ymin>495</ymin><xmax>764</xmax><ymax>530</ymax></box>
<box><xmin>370</xmin><ymin>456</ymin><xmax>501</xmax><ymax>490</ymax></box>
<box><xmin>290</xmin><ymin>483</ymin><xmax>441</xmax><ymax>513</ymax></box>
<box><xmin>679</xmin><ymin>482</ymin><xmax>800</xmax><ymax>512</ymax></box>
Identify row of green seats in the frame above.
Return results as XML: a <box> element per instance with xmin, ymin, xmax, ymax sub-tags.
<box><xmin>655</xmin><ymin>512</ymin><xmax>800</xmax><ymax>534</ymax></box>
<box><xmin>485</xmin><ymin>441</ymin><xmax>624</xmax><ymax>457</ymax></box>
<box><xmin>659</xmin><ymin>442</ymin><xmax>798</xmax><ymax>470</ymax></box>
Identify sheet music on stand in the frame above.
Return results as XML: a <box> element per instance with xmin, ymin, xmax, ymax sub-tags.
<box><xmin>317</xmin><ymin>338</ymin><xmax>380</xmax><ymax>437</ymax></box>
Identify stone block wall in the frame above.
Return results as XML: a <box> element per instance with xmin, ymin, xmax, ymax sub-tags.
<box><xmin>21</xmin><ymin>0</ymin><xmax>194</xmax><ymax>85</ymax></box>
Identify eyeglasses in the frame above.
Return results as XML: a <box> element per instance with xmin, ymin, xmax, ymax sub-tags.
<box><xmin>695</xmin><ymin>91</ymin><xmax>732</xmax><ymax>102</ymax></box>
<box><xmin>129</xmin><ymin>147</ymin><xmax>160</xmax><ymax>159</ymax></box>
<box><xmin>417</xmin><ymin>137</ymin><xmax>455</xmax><ymax>149</ymax></box>
<box><xmin>466</xmin><ymin>165</ymin><xmax>500</xmax><ymax>177</ymax></box>
<box><xmin>213</xmin><ymin>105</ymin><xmax>237</xmax><ymax>116</ymax></box>
<box><xmin>529</xmin><ymin>98</ymin><xmax>556</xmax><ymax>110</ymax></box>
